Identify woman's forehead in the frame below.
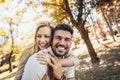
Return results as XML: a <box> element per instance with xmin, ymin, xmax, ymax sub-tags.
<box><xmin>37</xmin><ymin>27</ymin><xmax>51</xmax><ymax>34</ymax></box>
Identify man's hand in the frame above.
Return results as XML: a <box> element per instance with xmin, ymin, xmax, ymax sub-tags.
<box><xmin>36</xmin><ymin>51</ymin><xmax>63</xmax><ymax>79</ymax></box>
<box><xmin>48</xmin><ymin>56</ymin><xmax>63</xmax><ymax>79</ymax></box>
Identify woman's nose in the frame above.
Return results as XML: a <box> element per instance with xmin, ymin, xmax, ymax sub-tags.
<box><xmin>40</xmin><ymin>37</ymin><xmax>45</xmax><ymax>42</ymax></box>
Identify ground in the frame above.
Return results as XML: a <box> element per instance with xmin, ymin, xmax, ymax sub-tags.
<box><xmin>75</xmin><ymin>35</ymin><xmax>120</xmax><ymax>80</ymax></box>
<box><xmin>0</xmin><ymin>35</ymin><xmax>120</xmax><ymax>80</ymax></box>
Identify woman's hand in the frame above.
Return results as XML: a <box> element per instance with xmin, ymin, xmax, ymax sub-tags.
<box><xmin>36</xmin><ymin>50</ymin><xmax>51</xmax><ymax>65</ymax></box>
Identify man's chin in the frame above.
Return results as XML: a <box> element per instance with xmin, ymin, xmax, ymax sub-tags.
<box><xmin>57</xmin><ymin>51</ymin><xmax>66</xmax><ymax>56</ymax></box>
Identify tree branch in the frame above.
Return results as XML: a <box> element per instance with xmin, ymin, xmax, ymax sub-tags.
<box><xmin>77</xmin><ymin>0</ymin><xmax>83</xmax><ymax>24</ymax></box>
<box><xmin>63</xmin><ymin>0</ymin><xmax>77</xmax><ymax>27</ymax></box>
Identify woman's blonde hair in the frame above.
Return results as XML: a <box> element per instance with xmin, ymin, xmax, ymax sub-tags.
<box><xmin>19</xmin><ymin>21</ymin><xmax>53</xmax><ymax>67</ymax></box>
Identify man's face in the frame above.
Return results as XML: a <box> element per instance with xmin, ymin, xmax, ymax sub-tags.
<box><xmin>51</xmin><ymin>30</ymin><xmax>72</xmax><ymax>57</ymax></box>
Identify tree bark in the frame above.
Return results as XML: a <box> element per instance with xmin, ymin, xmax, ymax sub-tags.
<box><xmin>101</xmin><ymin>8</ymin><xmax>115</xmax><ymax>41</ymax></box>
<box><xmin>9</xmin><ymin>20</ymin><xmax>14</xmax><ymax>72</ymax></box>
<box><xmin>90</xmin><ymin>15</ymin><xmax>100</xmax><ymax>43</ymax></box>
<box><xmin>77</xmin><ymin>24</ymin><xmax>100</xmax><ymax>64</ymax></box>
<box><xmin>64</xmin><ymin>0</ymin><xmax>100</xmax><ymax>64</ymax></box>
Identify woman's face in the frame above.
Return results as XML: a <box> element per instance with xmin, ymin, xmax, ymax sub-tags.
<box><xmin>36</xmin><ymin>27</ymin><xmax>52</xmax><ymax>50</ymax></box>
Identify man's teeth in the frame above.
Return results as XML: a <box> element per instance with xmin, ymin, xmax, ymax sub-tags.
<box><xmin>58</xmin><ymin>47</ymin><xmax>65</xmax><ymax>50</ymax></box>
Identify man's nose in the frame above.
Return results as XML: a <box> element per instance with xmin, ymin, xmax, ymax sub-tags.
<box><xmin>59</xmin><ymin>39</ymin><xmax>66</xmax><ymax>45</ymax></box>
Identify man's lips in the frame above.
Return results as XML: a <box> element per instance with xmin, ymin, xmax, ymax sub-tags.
<box><xmin>57</xmin><ymin>46</ymin><xmax>65</xmax><ymax>51</ymax></box>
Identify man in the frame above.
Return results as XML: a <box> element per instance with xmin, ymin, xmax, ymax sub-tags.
<box><xmin>22</xmin><ymin>24</ymin><xmax>77</xmax><ymax>80</ymax></box>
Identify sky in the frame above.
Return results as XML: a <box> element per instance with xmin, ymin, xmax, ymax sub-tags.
<box><xmin>0</xmin><ymin>0</ymin><xmax>101</xmax><ymax>46</ymax></box>
<box><xmin>0</xmin><ymin>0</ymin><xmax>47</xmax><ymax>45</ymax></box>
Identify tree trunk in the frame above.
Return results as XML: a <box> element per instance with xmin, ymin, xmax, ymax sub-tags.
<box><xmin>104</xmin><ymin>11</ymin><xmax>116</xmax><ymax>41</ymax></box>
<box><xmin>77</xmin><ymin>24</ymin><xmax>100</xmax><ymax>64</ymax></box>
<box><xmin>90</xmin><ymin>15</ymin><xmax>100</xmax><ymax>43</ymax></box>
<box><xmin>97</xmin><ymin>19</ymin><xmax>107</xmax><ymax>41</ymax></box>
<box><xmin>64</xmin><ymin>0</ymin><xmax>100</xmax><ymax>64</ymax></box>
<box><xmin>101</xmin><ymin>8</ymin><xmax>116</xmax><ymax>41</ymax></box>
<box><xmin>113</xmin><ymin>12</ymin><xmax>120</xmax><ymax>33</ymax></box>
<box><xmin>9</xmin><ymin>21</ymin><xmax>14</xmax><ymax>72</ymax></box>
<box><xmin>9</xmin><ymin>51</ymin><xmax>13</xmax><ymax>72</ymax></box>
<box><xmin>114</xmin><ymin>4</ymin><xmax>120</xmax><ymax>33</ymax></box>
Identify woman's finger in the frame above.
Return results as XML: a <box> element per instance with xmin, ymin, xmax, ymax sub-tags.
<box><xmin>37</xmin><ymin>57</ymin><xmax>48</xmax><ymax>65</ymax></box>
<box><xmin>36</xmin><ymin>54</ymin><xmax>44</xmax><ymax>58</ymax></box>
<box><xmin>36</xmin><ymin>57</ymin><xmax>45</xmax><ymax>61</ymax></box>
<box><xmin>39</xmin><ymin>61</ymin><xmax>47</xmax><ymax>65</ymax></box>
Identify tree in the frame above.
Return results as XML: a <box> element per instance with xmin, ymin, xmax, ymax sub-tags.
<box><xmin>0</xmin><ymin>0</ymin><xmax>5</xmax><ymax>3</ymax></box>
<box><xmin>0</xmin><ymin>0</ymin><xmax>45</xmax><ymax>72</ymax></box>
<box><xmin>42</xmin><ymin>0</ymin><xmax>119</xmax><ymax>64</ymax></box>
<box><xmin>42</xmin><ymin>0</ymin><xmax>100</xmax><ymax>64</ymax></box>
<box><xmin>96</xmin><ymin>0</ymin><xmax>120</xmax><ymax>41</ymax></box>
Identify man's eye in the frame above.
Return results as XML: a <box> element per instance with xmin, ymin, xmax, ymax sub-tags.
<box><xmin>65</xmin><ymin>38</ymin><xmax>71</xmax><ymax>41</ymax></box>
<box><xmin>55</xmin><ymin>37</ymin><xmax>61</xmax><ymax>40</ymax></box>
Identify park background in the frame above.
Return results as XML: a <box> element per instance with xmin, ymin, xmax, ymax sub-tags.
<box><xmin>0</xmin><ymin>0</ymin><xmax>120</xmax><ymax>80</ymax></box>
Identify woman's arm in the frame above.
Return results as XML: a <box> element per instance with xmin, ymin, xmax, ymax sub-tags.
<box><xmin>60</xmin><ymin>53</ymin><xmax>79</xmax><ymax>67</ymax></box>
<box><xmin>59</xmin><ymin>58</ymin><xmax>74</xmax><ymax>67</ymax></box>
<box><xmin>36</xmin><ymin>52</ymin><xmax>79</xmax><ymax>67</ymax></box>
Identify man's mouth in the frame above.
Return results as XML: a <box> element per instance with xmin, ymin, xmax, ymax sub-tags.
<box><xmin>57</xmin><ymin>46</ymin><xmax>65</xmax><ymax>51</ymax></box>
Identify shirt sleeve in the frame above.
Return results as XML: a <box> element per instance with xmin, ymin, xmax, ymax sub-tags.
<box><xmin>21</xmin><ymin>53</ymin><xmax>47</xmax><ymax>80</ymax></box>
<box><xmin>65</xmin><ymin>66</ymin><xmax>75</xmax><ymax>78</ymax></box>
<box><xmin>67</xmin><ymin>53</ymin><xmax>79</xmax><ymax>66</ymax></box>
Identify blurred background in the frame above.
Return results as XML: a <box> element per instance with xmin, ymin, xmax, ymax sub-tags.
<box><xmin>0</xmin><ymin>0</ymin><xmax>120</xmax><ymax>80</ymax></box>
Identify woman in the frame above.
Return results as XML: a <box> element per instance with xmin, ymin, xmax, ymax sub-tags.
<box><xmin>14</xmin><ymin>22</ymin><xmax>79</xmax><ymax>80</ymax></box>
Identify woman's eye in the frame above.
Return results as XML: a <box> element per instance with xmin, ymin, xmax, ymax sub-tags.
<box><xmin>45</xmin><ymin>35</ymin><xmax>50</xmax><ymax>38</ymax></box>
<box><xmin>37</xmin><ymin>35</ymin><xmax>41</xmax><ymax>38</ymax></box>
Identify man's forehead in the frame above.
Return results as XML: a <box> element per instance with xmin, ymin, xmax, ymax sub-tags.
<box><xmin>54</xmin><ymin>30</ymin><xmax>72</xmax><ymax>37</ymax></box>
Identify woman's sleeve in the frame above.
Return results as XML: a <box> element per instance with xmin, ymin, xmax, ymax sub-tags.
<box><xmin>21</xmin><ymin>54</ymin><xmax>48</xmax><ymax>80</ymax></box>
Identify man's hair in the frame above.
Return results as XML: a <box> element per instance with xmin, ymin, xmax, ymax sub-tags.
<box><xmin>52</xmin><ymin>24</ymin><xmax>73</xmax><ymax>36</ymax></box>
